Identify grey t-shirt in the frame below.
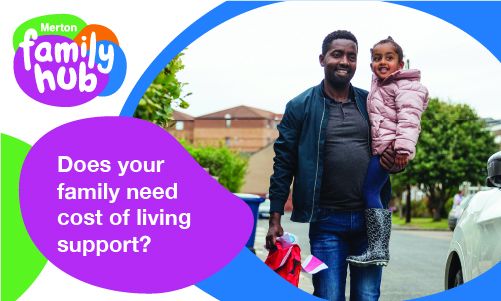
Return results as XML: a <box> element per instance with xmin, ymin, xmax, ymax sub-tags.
<box><xmin>319</xmin><ymin>97</ymin><xmax>371</xmax><ymax>211</ymax></box>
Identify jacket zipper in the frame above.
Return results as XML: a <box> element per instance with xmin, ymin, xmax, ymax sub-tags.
<box><xmin>309</xmin><ymin>97</ymin><xmax>326</xmax><ymax>222</ymax></box>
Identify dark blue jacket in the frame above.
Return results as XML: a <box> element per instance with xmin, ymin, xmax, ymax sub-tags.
<box><xmin>269</xmin><ymin>82</ymin><xmax>391</xmax><ymax>222</ymax></box>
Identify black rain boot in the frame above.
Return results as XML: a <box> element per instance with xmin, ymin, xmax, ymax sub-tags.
<box><xmin>346</xmin><ymin>208</ymin><xmax>391</xmax><ymax>267</ymax></box>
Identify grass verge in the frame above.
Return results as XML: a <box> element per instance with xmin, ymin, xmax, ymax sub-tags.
<box><xmin>392</xmin><ymin>215</ymin><xmax>450</xmax><ymax>230</ymax></box>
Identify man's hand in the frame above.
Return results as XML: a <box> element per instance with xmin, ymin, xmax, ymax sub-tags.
<box><xmin>380</xmin><ymin>147</ymin><xmax>396</xmax><ymax>171</ymax></box>
<box><xmin>380</xmin><ymin>146</ymin><xmax>409</xmax><ymax>173</ymax></box>
<box><xmin>266</xmin><ymin>212</ymin><xmax>284</xmax><ymax>250</ymax></box>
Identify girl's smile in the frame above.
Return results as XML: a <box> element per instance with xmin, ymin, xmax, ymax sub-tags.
<box><xmin>371</xmin><ymin>42</ymin><xmax>404</xmax><ymax>80</ymax></box>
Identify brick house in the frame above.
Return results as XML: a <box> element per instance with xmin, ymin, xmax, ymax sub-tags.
<box><xmin>169</xmin><ymin>105</ymin><xmax>282</xmax><ymax>153</ymax></box>
<box><xmin>167</xmin><ymin>105</ymin><xmax>290</xmax><ymax>209</ymax></box>
<box><xmin>169</xmin><ymin>110</ymin><xmax>195</xmax><ymax>142</ymax></box>
<box><xmin>240</xmin><ymin>142</ymin><xmax>293</xmax><ymax>210</ymax></box>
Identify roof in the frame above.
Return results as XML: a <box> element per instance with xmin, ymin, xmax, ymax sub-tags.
<box><xmin>490</xmin><ymin>123</ymin><xmax>501</xmax><ymax>132</ymax></box>
<box><xmin>484</xmin><ymin>118</ymin><xmax>501</xmax><ymax>127</ymax></box>
<box><xmin>172</xmin><ymin>110</ymin><xmax>194</xmax><ymax>121</ymax></box>
<box><xmin>197</xmin><ymin>105</ymin><xmax>281</xmax><ymax>120</ymax></box>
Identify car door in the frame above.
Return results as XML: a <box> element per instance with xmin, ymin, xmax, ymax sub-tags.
<box><xmin>467</xmin><ymin>189</ymin><xmax>501</xmax><ymax>279</ymax></box>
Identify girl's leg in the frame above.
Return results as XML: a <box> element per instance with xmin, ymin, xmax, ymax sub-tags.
<box><xmin>347</xmin><ymin>156</ymin><xmax>391</xmax><ymax>267</ymax></box>
<box><xmin>363</xmin><ymin>156</ymin><xmax>389</xmax><ymax>209</ymax></box>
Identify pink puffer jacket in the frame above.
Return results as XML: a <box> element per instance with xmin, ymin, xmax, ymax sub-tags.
<box><xmin>368</xmin><ymin>69</ymin><xmax>429</xmax><ymax>159</ymax></box>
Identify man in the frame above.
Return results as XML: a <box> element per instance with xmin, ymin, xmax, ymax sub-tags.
<box><xmin>266</xmin><ymin>30</ymin><xmax>401</xmax><ymax>301</ymax></box>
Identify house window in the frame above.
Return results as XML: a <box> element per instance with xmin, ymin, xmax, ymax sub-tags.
<box><xmin>175</xmin><ymin>121</ymin><xmax>184</xmax><ymax>130</ymax></box>
<box><xmin>225</xmin><ymin>114</ymin><xmax>231</xmax><ymax>128</ymax></box>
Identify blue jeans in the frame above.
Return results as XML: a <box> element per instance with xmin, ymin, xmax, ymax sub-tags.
<box><xmin>309</xmin><ymin>209</ymin><xmax>382</xmax><ymax>301</ymax></box>
<box><xmin>363</xmin><ymin>156</ymin><xmax>389</xmax><ymax>209</ymax></box>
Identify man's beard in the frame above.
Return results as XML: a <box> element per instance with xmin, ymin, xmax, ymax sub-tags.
<box><xmin>325</xmin><ymin>72</ymin><xmax>352</xmax><ymax>88</ymax></box>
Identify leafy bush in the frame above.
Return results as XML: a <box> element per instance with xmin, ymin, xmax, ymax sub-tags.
<box><xmin>180</xmin><ymin>141</ymin><xmax>248</xmax><ymax>192</ymax></box>
<box><xmin>411</xmin><ymin>199</ymin><xmax>431</xmax><ymax>218</ymax></box>
<box><xmin>134</xmin><ymin>53</ymin><xmax>190</xmax><ymax>127</ymax></box>
<box><xmin>398</xmin><ymin>199</ymin><xmax>431</xmax><ymax>218</ymax></box>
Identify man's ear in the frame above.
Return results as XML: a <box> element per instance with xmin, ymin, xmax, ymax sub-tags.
<box><xmin>319</xmin><ymin>54</ymin><xmax>325</xmax><ymax>67</ymax></box>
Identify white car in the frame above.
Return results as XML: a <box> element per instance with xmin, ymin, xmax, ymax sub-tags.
<box><xmin>447</xmin><ymin>194</ymin><xmax>474</xmax><ymax>231</ymax></box>
<box><xmin>445</xmin><ymin>151</ymin><xmax>501</xmax><ymax>289</ymax></box>
<box><xmin>447</xmin><ymin>194</ymin><xmax>473</xmax><ymax>231</ymax></box>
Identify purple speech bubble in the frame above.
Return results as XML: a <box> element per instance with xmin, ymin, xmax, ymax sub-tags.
<box><xmin>19</xmin><ymin>117</ymin><xmax>253</xmax><ymax>293</ymax></box>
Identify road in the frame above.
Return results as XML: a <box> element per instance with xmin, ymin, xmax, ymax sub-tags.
<box><xmin>254</xmin><ymin>213</ymin><xmax>453</xmax><ymax>301</ymax></box>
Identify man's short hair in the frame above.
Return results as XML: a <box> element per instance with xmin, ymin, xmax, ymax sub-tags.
<box><xmin>322</xmin><ymin>30</ymin><xmax>358</xmax><ymax>55</ymax></box>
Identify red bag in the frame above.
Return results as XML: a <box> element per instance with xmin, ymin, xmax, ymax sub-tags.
<box><xmin>264</xmin><ymin>242</ymin><xmax>301</xmax><ymax>286</ymax></box>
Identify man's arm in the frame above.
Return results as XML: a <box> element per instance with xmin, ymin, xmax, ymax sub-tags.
<box><xmin>266</xmin><ymin>101</ymin><xmax>302</xmax><ymax>249</ymax></box>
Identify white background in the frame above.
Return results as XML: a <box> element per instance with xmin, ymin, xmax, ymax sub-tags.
<box><xmin>1</xmin><ymin>1</ymin><xmax>221</xmax><ymax>300</ymax></box>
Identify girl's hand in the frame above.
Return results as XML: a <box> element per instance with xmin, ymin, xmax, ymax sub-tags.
<box><xmin>395</xmin><ymin>153</ymin><xmax>409</xmax><ymax>168</ymax></box>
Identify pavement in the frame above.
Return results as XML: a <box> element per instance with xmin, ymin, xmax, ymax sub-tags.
<box><xmin>254</xmin><ymin>212</ymin><xmax>453</xmax><ymax>300</ymax></box>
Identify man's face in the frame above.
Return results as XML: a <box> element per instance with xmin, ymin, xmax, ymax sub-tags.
<box><xmin>319</xmin><ymin>39</ymin><xmax>357</xmax><ymax>87</ymax></box>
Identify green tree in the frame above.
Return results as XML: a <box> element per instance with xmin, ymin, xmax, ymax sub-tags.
<box><xmin>390</xmin><ymin>172</ymin><xmax>415</xmax><ymax>222</ymax></box>
<box><xmin>134</xmin><ymin>53</ymin><xmax>190</xmax><ymax>127</ymax></box>
<box><xmin>181</xmin><ymin>142</ymin><xmax>248</xmax><ymax>192</ymax></box>
<box><xmin>393</xmin><ymin>98</ymin><xmax>497</xmax><ymax>221</ymax></box>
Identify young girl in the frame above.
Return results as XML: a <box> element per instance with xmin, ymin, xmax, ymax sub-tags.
<box><xmin>347</xmin><ymin>37</ymin><xmax>429</xmax><ymax>267</ymax></box>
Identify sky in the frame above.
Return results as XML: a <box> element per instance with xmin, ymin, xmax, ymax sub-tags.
<box><xmin>177</xmin><ymin>1</ymin><xmax>501</xmax><ymax>119</ymax></box>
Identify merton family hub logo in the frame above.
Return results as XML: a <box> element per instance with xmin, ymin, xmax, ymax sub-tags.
<box><xmin>13</xmin><ymin>14</ymin><xmax>126</xmax><ymax>107</ymax></box>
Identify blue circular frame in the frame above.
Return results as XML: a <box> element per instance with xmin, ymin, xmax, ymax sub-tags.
<box><xmin>120</xmin><ymin>2</ymin><xmax>501</xmax><ymax>300</ymax></box>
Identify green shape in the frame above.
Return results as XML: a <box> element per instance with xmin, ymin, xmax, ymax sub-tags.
<box><xmin>13</xmin><ymin>14</ymin><xmax>87</xmax><ymax>51</ymax></box>
<box><xmin>1</xmin><ymin>134</ymin><xmax>47</xmax><ymax>301</ymax></box>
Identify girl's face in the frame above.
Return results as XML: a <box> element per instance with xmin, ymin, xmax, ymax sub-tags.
<box><xmin>371</xmin><ymin>43</ymin><xmax>404</xmax><ymax>80</ymax></box>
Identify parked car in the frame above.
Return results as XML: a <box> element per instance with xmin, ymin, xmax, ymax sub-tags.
<box><xmin>447</xmin><ymin>194</ymin><xmax>474</xmax><ymax>231</ymax></box>
<box><xmin>444</xmin><ymin>151</ymin><xmax>501</xmax><ymax>289</ymax></box>
<box><xmin>258</xmin><ymin>198</ymin><xmax>271</xmax><ymax>219</ymax></box>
